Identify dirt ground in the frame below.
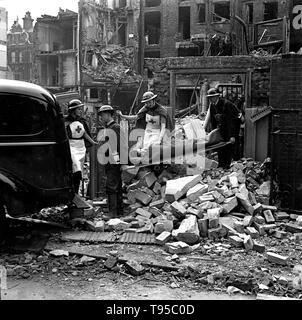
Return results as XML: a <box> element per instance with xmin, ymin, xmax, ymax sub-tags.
<box><xmin>2</xmin><ymin>276</ymin><xmax>253</xmax><ymax>300</ymax></box>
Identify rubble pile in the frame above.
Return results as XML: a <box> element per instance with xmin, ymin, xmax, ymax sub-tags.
<box><xmin>82</xmin><ymin>44</ymin><xmax>142</xmax><ymax>84</ymax></box>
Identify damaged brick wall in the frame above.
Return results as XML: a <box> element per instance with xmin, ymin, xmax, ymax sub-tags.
<box><xmin>145</xmin><ymin>55</ymin><xmax>272</xmax><ymax>108</ymax></box>
<box><xmin>270</xmin><ymin>54</ymin><xmax>302</xmax><ymax>210</ymax></box>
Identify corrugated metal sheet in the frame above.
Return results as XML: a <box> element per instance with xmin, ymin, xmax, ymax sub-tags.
<box><xmin>61</xmin><ymin>231</ymin><xmax>156</xmax><ymax>245</ymax></box>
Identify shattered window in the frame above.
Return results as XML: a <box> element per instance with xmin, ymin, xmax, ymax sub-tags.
<box><xmin>263</xmin><ymin>1</ymin><xmax>278</xmax><ymax>21</ymax></box>
<box><xmin>213</xmin><ymin>1</ymin><xmax>230</xmax><ymax>22</ymax></box>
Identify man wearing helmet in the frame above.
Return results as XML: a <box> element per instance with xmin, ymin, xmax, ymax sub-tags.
<box><xmin>97</xmin><ymin>105</ymin><xmax>126</xmax><ymax>219</ymax></box>
<box><xmin>117</xmin><ymin>91</ymin><xmax>174</xmax><ymax>153</ymax></box>
<box><xmin>65</xmin><ymin>99</ymin><xmax>97</xmax><ymax>194</ymax></box>
<box><xmin>204</xmin><ymin>88</ymin><xmax>240</xmax><ymax>169</ymax></box>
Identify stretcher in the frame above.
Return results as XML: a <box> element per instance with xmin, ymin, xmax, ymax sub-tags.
<box><xmin>122</xmin><ymin>128</ymin><xmax>231</xmax><ymax>170</ymax></box>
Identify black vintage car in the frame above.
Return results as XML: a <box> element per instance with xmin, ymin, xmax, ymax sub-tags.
<box><xmin>0</xmin><ymin>80</ymin><xmax>75</xmax><ymax>238</ymax></box>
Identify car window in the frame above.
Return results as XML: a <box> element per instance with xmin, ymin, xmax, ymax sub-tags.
<box><xmin>0</xmin><ymin>94</ymin><xmax>48</xmax><ymax>136</ymax></box>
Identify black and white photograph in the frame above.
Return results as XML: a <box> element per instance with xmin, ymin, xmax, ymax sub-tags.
<box><xmin>0</xmin><ymin>0</ymin><xmax>302</xmax><ymax>308</ymax></box>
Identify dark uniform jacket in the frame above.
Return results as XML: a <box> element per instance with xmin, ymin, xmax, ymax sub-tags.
<box><xmin>209</xmin><ymin>98</ymin><xmax>240</xmax><ymax>141</ymax></box>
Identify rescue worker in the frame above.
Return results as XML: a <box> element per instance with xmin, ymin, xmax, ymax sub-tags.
<box><xmin>97</xmin><ymin>105</ymin><xmax>124</xmax><ymax>219</ymax></box>
<box><xmin>204</xmin><ymin>88</ymin><xmax>240</xmax><ymax>169</ymax></box>
<box><xmin>117</xmin><ymin>91</ymin><xmax>174</xmax><ymax>152</ymax></box>
<box><xmin>65</xmin><ymin>99</ymin><xmax>97</xmax><ymax>194</ymax></box>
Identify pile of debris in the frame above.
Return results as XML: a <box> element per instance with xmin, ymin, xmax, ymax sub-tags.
<box><xmin>75</xmin><ymin>157</ymin><xmax>301</xmax><ymax>260</ymax></box>
<box><xmin>82</xmin><ymin>44</ymin><xmax>142</xmax><ymax>84</ymax></box>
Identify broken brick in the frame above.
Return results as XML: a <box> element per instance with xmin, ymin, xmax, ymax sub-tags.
<box><xmin>165</xmin><ymin>241</ymin><xmax>191</xmax><ymax>254</ymax></box>
<box><xmin>172</xmin><ymin>215</ymin><xmax>200</xmax><ymax>245</ymax></box>
<box><xmin>286</xmin><ymin>223</ymin><xmax>302</xmax><ymax>233</ymax></box>
<box><xmin>134</xmin><ymin>189</ymin><xmax>153</xmax><ymax>205</ymax></box>
<box><xmin>243</xmin><ymin>235</ymin><xmax>254</xmax><ymax>251</ymax></box>
<box><xmin>228</xmin><ymin>235</ymin><xmax>244</xmax><ymax>247</ymax></box>
<box><xmin>154</xmin><ymin>219</ymin><xmax>173</xmax><ymax>234</ymax></box>
<box><xmin>243</xmin><ymin>216</ymin><xmax>253</xmax><ymax>227</ymax></box>
<box><xmin>165</xmin><ymin>175</ymin><xmax>202</xmax><ymax>202</ymax></box>
<box><xmin>142</xmin><ymin>172</ymin><xmax>157</xmax><ymax>188</ymax></box>
<box><xmin>187</xmin><ymin>207</ymin><xmax>199</xmax><ymax>217</ymax></box>
<box><xmin>254</xmin><ymin>215</ymin><xmax>265</xmax><ymax>225</ymax></box>
<box><xmin>222</xmin><ymin>196</ymin><xmax>238</xmax><ymax>214</ymax></box>
<box><xmin>148</xmin><ymin>207</ymin><xmax>162</xmax><ymax>217</ymax></box>
<box><xmin>245</xmin><ymin>227</ymin><xmax>260</xmax><ymax>239</ymax></box>
<box><xmin>125</xmin><ymin>260</ymin><xmax>145</xmax><ymax>276</ymax></box>
<box><xmin>186</xmin><ymin>183</ymin><xmax>208</xmax><ymax>202</ymax></box>
<box><xmin>233</xmin><ymin>221</ymin><xmax>245</xmax><ymax>233</ymax></box>
<box><xmin>171</xmin><ymin>201</ymin><xmax>187</xmax><ymax>219</ymax></box>
<box><xmin>253</xmin><ymin>203</ymin><xmax>263</xmax><ymax>215</ymax></box>
<box><xmin>274</xmin><ymin>211</ymin><xmax>289</xmax><ymax>221</ymax></box>
<box><xmin>135</xmin><ymin>208</ymin><xmax>152</xmax><ymax>219</ymax></box>
<box><xmin>267</xmin><ymin>252</ymin><xmax>289</xmax><ymax>266</ymax></box>
<box><xmin>155</xmin><ymin>231</ymin><xmax>172</xmax><ymax>245</ymax></box>
<box><xmin>149</xmin><ymin>199</ymin><xmax>165</xmax><ymax>209</ymax></box>
<box><xmin>263</xmin><ymin>210</ymin><xmax>275</xmax><ymax>224</ymax></box>
<box><xmin>153</xmin><ymin>181</ymin><xmax>162</xmax><ymax>195</ymax></box>
<box><xmin>253</xmin><ymin>241</ymin><xmax>265</xmax><ymax>253</ymax></box>
<box><xmin>199</xmin><ymin>194</ymin><xmax>215</xmax><ymax>203</ymax></box>
<box><xmin>261</xmin><ymin>205</ymin><xmax>278</xmax><ymax>212</ymax></box>
<box><xmin>253</xmin><ymin>222</ymin><xmax>266</xmax><ymax>236</ymax></box>
<box><xmin>236</xmin><ymin>193</ymin><xmax>254</xmax><ymax>215</ymax></box>
<box><xmin>211</xmin><ymin>190</ymin><xmax>225</xmax><ymax>204</ymax></box>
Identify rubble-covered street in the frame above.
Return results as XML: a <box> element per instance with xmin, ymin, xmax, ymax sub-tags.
<box><xmin>1</xmin><ymin>157</ymin><xmax>301</xmax><ymax>301</ymax></box>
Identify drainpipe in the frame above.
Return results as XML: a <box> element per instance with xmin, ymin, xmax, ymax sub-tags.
<box><xmin>77</xmin><ymin>2</ymin><xmax>81</xmax><ymax>96</ymax></box>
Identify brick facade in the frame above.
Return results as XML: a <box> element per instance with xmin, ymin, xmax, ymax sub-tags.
<box><xmin>270</xmin><ymin>54</ymin><xmax>302</xmax><ymax>210</ymax></box>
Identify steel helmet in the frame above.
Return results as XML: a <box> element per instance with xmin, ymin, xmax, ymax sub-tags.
<box><xmin>207</xmin><ymin>88</ymin><xmax>220</xmax><ymax>98</ymax></box>
<box><xmin>141</xmin><ymin>91</ymin><xmax>158</xmax><ymax>103</ymax></box>
<box><xmin>68</xmin><ymin>99</ymin><xmax>84</xmax><ymax>111</ymax></box>
<box><xmin>98</xmin><ymin>105</ymin><xmax>114</xmax><ymax>114</ymax></box>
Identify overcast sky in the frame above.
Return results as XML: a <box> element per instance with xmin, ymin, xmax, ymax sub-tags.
<box><xmin>0</xmin><ymin>0</ymin><xmax>79</xmax><ymax>28</ymax></box>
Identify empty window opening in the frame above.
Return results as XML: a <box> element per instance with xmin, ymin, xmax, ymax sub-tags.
<box><xmin>213</xmin><ymin>1</ymin><xmax>230</xmax><ymax>22</ymax></box>
<box><xmin>179</xmin><ymin>7</ymin><xmax>191</xmax><ymax>40</ymax></box>
<box><xmin>263</xmin><ymin>1</ymin><xmax>278</xmax><ymax>21</ymax></box>
<box><xmin>118</xmin><ymin>23</ymin><xmax>127</xmax><ymax>46</ymax></box>
<box><xmin>90</xmin><ymin>88</ymin><xmax>99</xmax><ymax>99</ymax></box>
<box><xmin>197</xmin><ymin>4</ymin><xmax>206</xmax><ymax>23</ymax></box>
<box><xmin>246</xmin><ymin>3</ymin><xmax>254</xmax><ymax>24</ymax></box>
<box><xmin>145</xmin><ymin>0</ymin><xmax>161</xmax><ymax>7</ymax></box>
<box><xmin>145</xmin><ymin>11</ymin><xmax>161</xmax><ymax>45</ymax></box>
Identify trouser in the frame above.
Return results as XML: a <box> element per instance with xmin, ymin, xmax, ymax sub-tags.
<box><xmin>232</xmin><ymin>135</ymin><xmax>241</xmax><ymax>161</ymax></box>
<box><xmin>73</xmin><ymin>171</ymin><xmax>82</xmax><ymax>194</ymax></box>
<box><xmin>105</xmin><ymin>164</ymin><xmax>123</xmax><ymax>217</ymax></box>
<box><xmin>218</xmin><ymin>143</ymin><xmax>234</xmax><ymax>169</ymax></box>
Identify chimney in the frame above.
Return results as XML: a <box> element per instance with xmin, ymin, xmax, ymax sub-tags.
<box><xmin>23</xmin><ymin>11</ymin><xmax>33</xmax><ymax>32</ymax></box>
